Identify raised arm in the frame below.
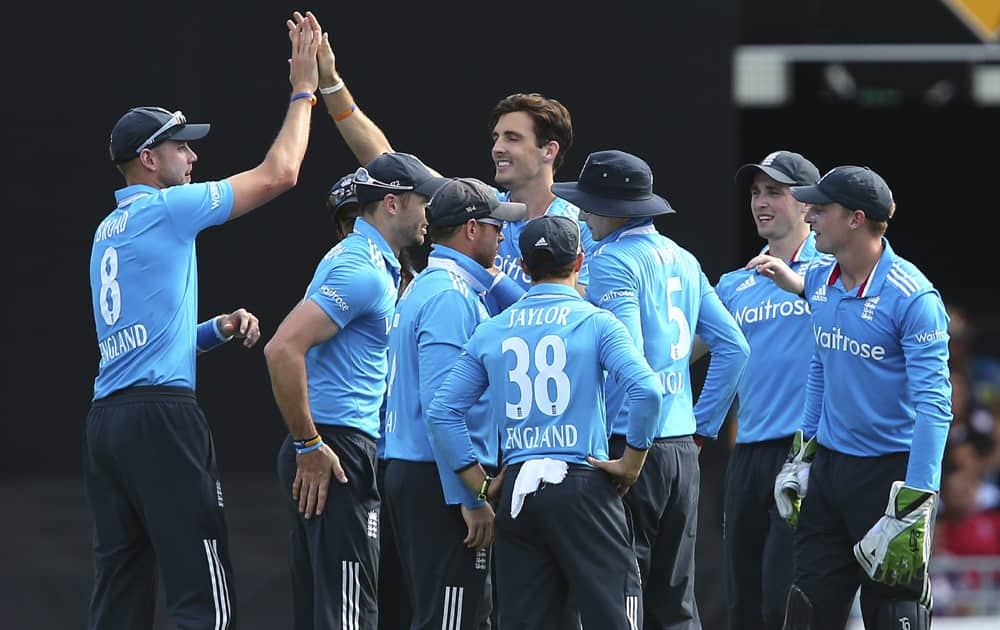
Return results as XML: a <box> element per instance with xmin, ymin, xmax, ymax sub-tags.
<box><xmin>226</xmin><ymin>12</ymin><xmax>321</xmax><ymax>221</ymax></box>
<box><xmin>297</xmin><ymin>11</ymin><xmax>394</xmax><ymax>165</ymax></box>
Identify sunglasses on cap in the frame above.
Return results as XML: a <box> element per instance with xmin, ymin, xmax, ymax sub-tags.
<box><xmin>352</xmin><ymin>166</ymin><xmax>414</xmax><ymax>192</ymax></box>
<box><xmin>136</xmin><ymin>110</ymin><xmax>186</xmax><ymax>153</ymax></box>
<box><xmin>328</xmin><ymin>177</ymin><xmax>357</xmax><ymax>209</ymax></box>
<box><xmin>477</xmin><ymin>217</ymin><xmax>504</xmax><ymax>229</ymax></box>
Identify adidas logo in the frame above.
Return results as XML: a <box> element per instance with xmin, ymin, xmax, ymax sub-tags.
<box><xmin>535</xmin><ymin>237</ymin><xmax>549</xmax><ymax>246</ymax></box>
<box><xmin>735</xmin><ymin>275</ymin><xmax>756</xmax><ymax>292</ymax></box>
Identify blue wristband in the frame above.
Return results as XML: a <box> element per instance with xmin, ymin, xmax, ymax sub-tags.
<box><xmin>295</xmin><ymin>440</ymin><xmax>324</xmax><ymax>455</ymax></box>
<box><xmin>290</xmin><ymin>91</ymin><xmax>317</xmax><ymax>105</ymax></box>
<box><xmin>196</xmin><ymin>318</ymin><xmax>232</xmax><ymax>353</ymax></box>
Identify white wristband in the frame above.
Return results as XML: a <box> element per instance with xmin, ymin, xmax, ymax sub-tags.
<box><xmin>319</xmin><ymin>80</ymin><xmax>345</xmax><ymax>95</ymax></box>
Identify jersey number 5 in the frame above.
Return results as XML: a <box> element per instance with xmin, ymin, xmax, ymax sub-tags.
<box><xmin>502</xmin><ymin>335</ymin><xmax>570</xmax><ymax>419</ymax></box>
<box><xmin>667</xmin><ymin>276</ymin><xmax>692</xmax><ymax>360</ymax></box>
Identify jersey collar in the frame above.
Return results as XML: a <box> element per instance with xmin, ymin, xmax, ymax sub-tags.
<box><xmin>608</xmin><ymin>218</ymin><xmax>656</xmax><ymax>243</ymax></box>
<box><xmin>523</xmin><ymin>283</ymin><xmax>582</xmax><ymax>300</ymax></box>
<box><xmin>114</xmin><ymin>184</ymin><xmax>158</xmax><ymax>208</ymax></box>
<box><xmin>825</xmin><ymin>237</ymin><xmax>894</xmax><ymax>298</ymax></box>
<box><xmin>353</xmin><ymin>217</ymin><xmax>401</xmax><ymax>277</ymax></box>
<box><xmin>426</xmin><ymin>245</ymin><xmax>492</xmax><ymax>293</ymax></box>
<box><xmin>762</xmin><ymin>232</ymin><xmax>817</xmax><ymax>264</ymax></box>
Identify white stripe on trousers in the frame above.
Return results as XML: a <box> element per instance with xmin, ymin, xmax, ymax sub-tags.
<box><xmin>342</xmin><ymin>561</ymin><xmax>360</xmax><ymax>630</ymax></box>
<box><xmin>626</xmin><ymin>594</ymin><xmax>639</xmax><ymax>630</ymax></box>
<box><xmin>441</xmin><ymin>586</ymin><xmax>465</xmax><ymax>630</ymax></box>
<box><xmin>203</xmin><ymin>539</ymin><xmax>231</xmax><ymax>629</ymax></box>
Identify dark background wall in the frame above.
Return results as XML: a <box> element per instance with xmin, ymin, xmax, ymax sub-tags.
<box><xmin>4</xmin><ymin>0</ymin><xmax>997</xmax><ymax>627</ymax></box>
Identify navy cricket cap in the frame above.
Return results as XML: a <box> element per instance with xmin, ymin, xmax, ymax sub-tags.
<box><xmin>791</xmin><ymin>165</ymin><xmax>895</xmax><ymax>221</ymax></box>
<box><xmin>735</xmin><ymin>150</ymin><xmax>820</xmax><ymax>190</ymax></box>
<box><xmin>518</xmin><ymin>215</ymin><xmax>582</xmax><ymax>273</ymax></box>
<box><xmin>109</xmin><ymin>106</ymin><xmax>210</xmax><ymax>163</ymax></box>
<box><xmin>426</xmin><ymin>178</ymin><xmax>527</xmax><ymax>227</ymax></box>
<box><xmin>353</xmin><ymin>152</ymin><xmax>449</xmax><ymax>205</ymax></box>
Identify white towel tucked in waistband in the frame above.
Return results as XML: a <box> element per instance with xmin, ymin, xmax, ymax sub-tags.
<box><xmin>510</xmin><ymin>458</ymin><xmax>569</xmax><ymax>518</ymax></box>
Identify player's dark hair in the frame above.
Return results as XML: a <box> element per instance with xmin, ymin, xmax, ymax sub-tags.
<box><xmin>525</xmin><ymin>251</ymin><xmax>577</xmax><ymax>281</ymax></box>
<box><xmin>489</xmin><ymin>93</ymin><xmax>573</xmax><ymax>173</ymax></box>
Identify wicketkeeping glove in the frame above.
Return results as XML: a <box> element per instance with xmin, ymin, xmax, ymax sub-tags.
<box><xmin>773</xmin><ymin>429</ymin><xmax>817</xmax><ymax>528</ymax></box>
<box><xmin>853</xmin><ymin>481</ymin><xmax>936</xmax><ymax>586</ymax></box>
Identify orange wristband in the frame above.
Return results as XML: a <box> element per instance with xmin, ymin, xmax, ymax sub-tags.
<box><xmin>332</xmin><ymin>103</ymin><xmax>357</xmax><ymax>121</ymax></box>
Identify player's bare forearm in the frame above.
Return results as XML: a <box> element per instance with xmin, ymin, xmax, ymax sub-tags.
<box><xmin>264</xmin><ymin>343</ymin><xmax>317</xmax><ymax>440</ymax></box>
<box><xmin>302</xmin><ymin>11</ymin><xmax>393</xmax><ymax>164</ymax></box>
<box><xmin>458</xmin><ymin>463</ymin><xmax>490</xmax><ymax>495</ymax></box>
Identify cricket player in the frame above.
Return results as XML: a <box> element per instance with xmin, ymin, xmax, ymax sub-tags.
<box><xmin>554</xmin><ymin>149</ymin><xmax>750</xmax><ymax>630</ymax></box>
<box><xmin>425</xmin><ymin>215</ymin><xmax>663</xmax><ymax>629</ymax></box>
<box><xmin>749</xmin><ymin>165</ymin><xmax>952</xmax><ymax>630</ymax></box>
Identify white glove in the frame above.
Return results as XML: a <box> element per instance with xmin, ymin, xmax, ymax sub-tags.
<box><xmin>854</xmin><ymin>481</ymin><xmax>936</xmax><ymax>586</ymax></box>
<box><xmin>773</xmin><ymin>429</ymin><xmax>817</xmax><ymax>528</ymax></box>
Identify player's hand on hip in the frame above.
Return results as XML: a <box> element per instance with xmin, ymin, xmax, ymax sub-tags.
<box><xmin>853</xmin><ymin>481</ymin><xmax>936</xmax><ymax>586</ymax></box>
<box><xmin>292</xmin><ymin>443</ymin><xmax>348</xmax><ymax>519</ymax></box>
<box><xmin>486</xmin><ymin>466</ymin><xmax>506</xmax><ymax>505</ymax></box>
<box><xmin>461</xmin><ymin>503</ymin><xmax>495</xmax><ymax>550</ymax></box>
<box><xmin>589</xmin><ymin>446</ymin><xmax>648</xmax><ymax>497</ymax></box>
<box><xmin>219</xmin><ymin>308</ymin><xmax>261</xmax><ymax>348</ymax></box>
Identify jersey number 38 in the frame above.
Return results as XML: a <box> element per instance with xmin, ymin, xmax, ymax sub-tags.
<box><xmin>502</xmin><ymin>335</ymin><xmax>570</xmax><ymax>419</ymax></box>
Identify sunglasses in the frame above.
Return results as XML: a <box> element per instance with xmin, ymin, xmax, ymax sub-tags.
<box><xmin>328</xmin><ymin>178</ymin><xmax>357</xmax><ymax>209</ymax></box>
<box><xmin>353</xmin><ymin>166</ymin><xmax>414</xmax><ymax>192</ymax></box>
<box><xmin>477</xmin><ymin>217</ymin><xmax>504</xmax><ymax>229</ymax></box>
<box><xmin>136</xmin><ymin>110</ymin><xmax>186</xmax><ymax>153</ymax></box>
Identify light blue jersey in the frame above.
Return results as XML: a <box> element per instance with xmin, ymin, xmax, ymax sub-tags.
<box><xmin>426</xmin><ymin>283</ymin><xmax>662</xmax><ymax>472</ymax></box>
<box><xmin>494</xmin><ymin>191</ymin><xmax>596</xmax><ymax>288</ymax></box>
<box><xmin>800</xmin><ymin>239</ymin><xmax>952</xmax><ymax>490</ymax></box>
<box><xmin>303</xmin><ymin>218</ymin><xmax>400</xmax><ymax>439</ymax></box>
<box><xmin>90</xmin><ymin>182</ymin><xmax>233</xmax><ymax>399</ymax></box>
<box><xmin>586</xmin><ymin>221</ymin><xmax>749</xmax><ymax>439</ymax></box>
<box><xmin>715</xmin><ymin>235</ymin><xmax>818</xmax><ymax>443</ymax></box>
<box><xmin>384</xmin><ymin>245</ymin><xmax>523</xmax><ymax>506</ymax></box>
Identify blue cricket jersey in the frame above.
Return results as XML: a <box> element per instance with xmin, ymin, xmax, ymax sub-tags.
<box><xmin>494</xmin><ymin>191</ymin><xmax>596</xmax><ymax>288</ymax></box>
<box><xmin>303</xmin><ymin>218</ymin><xmax>400</xmax><ymax>439</ymax></box>
<box><xmin>799</xmin><ymin>239</ymin><xmax>952</xmax><ymax>490</ymax></box>
<box><xmin>384</xmin><ymin>245</ymin><xmax>523</xmax><ymax>507</ymax></box>
<box><xmin>426</xmin><ymin>283</ymin><xmax>662</xmax><ymax>472</ymax></box>
<box><xmin>715</xmin><ymin>235</ymin><xmax>818</xmax><ymax>443</ymax></box>
<box><xmin>586</xmin><ymin>221</ymin><xmax>749</xmax><ymax>440</ymax></box>
<box><xmin>90</xmin><ymin>182</ymin><xmax>233</xmax><ymax>399</ymax></box>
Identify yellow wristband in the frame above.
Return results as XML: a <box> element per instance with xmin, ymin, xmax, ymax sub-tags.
<box><xmin>477</xmin><ymin>474</ymin><xmax>493</xmax><ymax>502</ymax></box>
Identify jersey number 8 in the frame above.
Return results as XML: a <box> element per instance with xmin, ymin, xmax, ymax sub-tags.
<box><xmin>99</xmin><ymin>246</ymin><xmax>122</xmax><ymax>326</ymax></box>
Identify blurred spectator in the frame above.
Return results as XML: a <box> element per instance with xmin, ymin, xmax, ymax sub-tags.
<box><xmin>933</xmin><ymin>465</ymin><xmax>1000</xmax><ymax>617</ymax></box>
<box><xmin>936</xmin><ymin>466</ymin><xmax>1000</xmax><ymax>556</ymax></box>
<box><xmin>948</xmin><ymin>303</ymin><xmax>1000</xmax><ymax>414</ymax></box>
<box><xmin>946</xmin><ymin>370</ymin><xmax>1000</xmax><ymax>507</ymax></box>
<box><xmin>946</xmin><ymin>303</ymin><xmax>1000</xmax><ymax>510</ymax></box>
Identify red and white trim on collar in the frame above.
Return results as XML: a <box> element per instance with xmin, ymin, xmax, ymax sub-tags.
<box><xmin>826</xmin><ymin>257</ymin><xmax>881</xmax><ymax>298</ymax></box>
<box><xmin>763</xmin><ymin>237</ymin><xmax>808</xmax><ymax>264</ymax></box>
